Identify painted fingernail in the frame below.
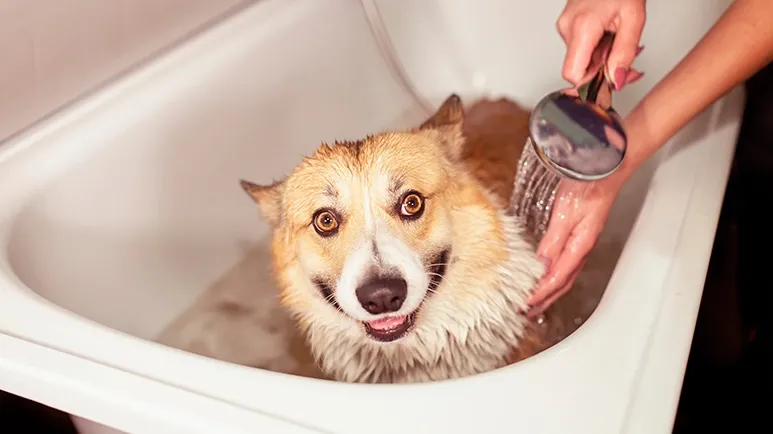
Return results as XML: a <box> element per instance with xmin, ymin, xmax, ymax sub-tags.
<box><xmin>614</xmin><ymin>67</ymin><xmax>628</xmax><ymax>91</ymax></box>
<box><xmin>636</xmin><ymin>45</ymin><xmax>645</xmax><ymax>57</ymax></box>
<box><xmin>626</xmin><ymin>70</ymin><xmax>644</xmax><ymax>86</ymax></box>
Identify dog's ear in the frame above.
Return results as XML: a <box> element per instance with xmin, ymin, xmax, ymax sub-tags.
<box><xmin>418</xmin><ymin>94</ymin><xmax>465</xmax><ymax>160</ymax></box>
<box><xmin>420</xmin><ymin>94</ymin><xmax>464</xmax><ymax>129</ymax></box>
<box><xmin>239</xmin><ymin>179</ymin><xmax>284</xmax><ymax>225</ymax></box>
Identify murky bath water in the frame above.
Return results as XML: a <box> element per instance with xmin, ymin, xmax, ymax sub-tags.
<box><xmin>156</xmin><ymin>97</ymin><xmax>625</xmax><ymax>378</ymax></box>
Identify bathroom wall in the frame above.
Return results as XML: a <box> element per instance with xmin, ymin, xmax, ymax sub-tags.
<box><xmin>0</xmin><ymin>0</ymin><xmax>247</xmax><ymax>143</ymax></box>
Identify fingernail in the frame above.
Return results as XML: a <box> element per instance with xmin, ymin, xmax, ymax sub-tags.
<box><xmin>636</xmin><ymin>45</ymin><xmax>645</xmax><ymax>57</ymax></box>
<box><xmin>538</xmin><ymin>255</ymin><xmax>552</xmax><ymax>270</ymax></box>
<box><xmin>626</xmin><ymin>70</ymin><xmax>644</xmax><ymax>86</ymax></box>
<box><xmin>613</xmin><ymin>67</ymin><xmax>628</xmax><ymax>91</ymax></box>
<box><xmin>526</xmin><ymin>306</ymin><xmax>542</xmax><ymax>319</ymax></box>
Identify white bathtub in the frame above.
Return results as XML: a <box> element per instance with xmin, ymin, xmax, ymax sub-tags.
<box><xmin>0</xmin><ymin>0</ymin><xmax>743</xmax><ymax>433</ymax></box>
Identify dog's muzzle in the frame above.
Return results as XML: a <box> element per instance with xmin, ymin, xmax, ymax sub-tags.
<box><xmin>355</xmin><ymin>274</ymin><xmax>414</xmax><ymax>342</ymax></box>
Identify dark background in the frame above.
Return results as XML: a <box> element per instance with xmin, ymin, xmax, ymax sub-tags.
<box><xmin>672</xmin><ymin>60</ymin><xmax>773</xmax><ymax>432</ymax></box>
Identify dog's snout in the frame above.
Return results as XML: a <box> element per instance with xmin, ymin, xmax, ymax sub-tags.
<box><xmin>355</xmin><ymin>276</ymin><xmax>407</xmax><ymax>315</ymax></box>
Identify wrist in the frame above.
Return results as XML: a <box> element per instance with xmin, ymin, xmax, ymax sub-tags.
<box><xmin>606</xmin><ymin>103</ymin><xmax>661</xmax><ymax>187</ymax></box>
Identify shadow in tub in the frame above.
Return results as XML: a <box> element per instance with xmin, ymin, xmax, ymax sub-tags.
<box><xmin>155</xmin><ymin>240</ymin><xmax>325</xmax><ymax>379</ymax></box>
<box><xmin>153</xmin><ymin>96</ymin><xmax>648</xmax><ymax>380</ymax></box>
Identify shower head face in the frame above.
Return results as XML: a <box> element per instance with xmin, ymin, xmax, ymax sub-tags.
<box><xmin>529</xmin><ymin>90</ymin><xmax>627</xmax><ymax>181</ymax></box>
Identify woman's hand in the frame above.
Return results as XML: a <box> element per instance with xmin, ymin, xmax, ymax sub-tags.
<box><xmin>527</xmin><ymin>0</ymin><xmax>649</xmax><ymax>316</ymax></box>
<box><xmin>532</xmin><ymin>0</ymin><xmax>773</xmax><ymax>315</ymax></box>
<box><xmin>526</xmin><ymin>175</ymin><xmax>624</xmax><ymax>317</ymax></box>
<box><xmin>557</xmin><ymin>0</ymin><xmax>647</xmax><ymax>90</ymax></box>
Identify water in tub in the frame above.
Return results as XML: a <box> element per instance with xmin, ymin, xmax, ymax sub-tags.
<box><xmin>155</xmin><ymin>96</ymin><xmax>625</xmax><ymax>380</ymax></box>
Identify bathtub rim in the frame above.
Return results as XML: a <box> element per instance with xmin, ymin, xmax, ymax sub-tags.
<box><xmin>0</xmin><ymin>0</ymin><xmax>744</xmax><ymax>432</ymax></box>
<box><xmin>0</xmin><ymin>332</ymin><xmax>325</xmax><ymax>434</ymax></box>
<box><xmin>0</xmin><ymin>92</ymin><xmax>743</xmax><ymax>432</ymax></box>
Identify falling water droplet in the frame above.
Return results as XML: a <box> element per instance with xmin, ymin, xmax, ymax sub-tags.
<box><xmin>509</xmin><ymin>139</ymin><xmax>562</xmax><ymax>241</ymax></box>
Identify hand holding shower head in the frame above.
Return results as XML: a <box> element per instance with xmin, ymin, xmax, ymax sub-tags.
<box><xmin>529</xmin><ymin>32</ymin><xmax>628</xmax><ymax>182</ymax></box>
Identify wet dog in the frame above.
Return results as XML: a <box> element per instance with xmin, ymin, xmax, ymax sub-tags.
<box><xmin>240</xmin><ymin>94</ymin><xmax>547</xmax><ymax>383</ymax></box>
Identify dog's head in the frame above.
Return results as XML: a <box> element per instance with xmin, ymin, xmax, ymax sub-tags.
<box><xmin>241</xmin><ymin>95</ymin><xmax>535</xmax><ymax>357</ymax></box>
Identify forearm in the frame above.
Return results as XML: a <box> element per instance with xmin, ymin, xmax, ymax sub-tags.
<box><xmin>614</xmin><ymin>0</ymin><xmax>773</xmax><ymax>183</ymax></box>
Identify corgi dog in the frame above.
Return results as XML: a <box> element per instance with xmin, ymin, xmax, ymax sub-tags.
<box><xmin>240</xmin><ymin>94</ymin><xmax>547</xmax><ymax>383</ymax></box>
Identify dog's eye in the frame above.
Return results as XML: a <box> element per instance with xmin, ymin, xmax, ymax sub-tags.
<box><xmin>399</xmin><ymin>191</ymin><xmax>425</xmax><ymax>219</ymax></box>
<box><xmin>312</xmin><ymin>209</ymin><xmax>339</xmax><ymax>236</ymax></box>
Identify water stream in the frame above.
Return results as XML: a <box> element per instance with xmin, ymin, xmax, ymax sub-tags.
<box><xmin>509</xmin><ymin>140</ymin><xmax>562</xmax><ymax>241</ymax></box>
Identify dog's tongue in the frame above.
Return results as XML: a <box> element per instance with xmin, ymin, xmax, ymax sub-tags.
<box><xmin>368</xmin><ymin>315</ymin><xmax>407</xmax><ymax>331</ymax></box>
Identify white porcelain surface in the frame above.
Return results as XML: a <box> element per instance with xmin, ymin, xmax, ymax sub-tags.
<box><xmin>0</xmin><ymin>0</ymin><xmax>246</xmax><ymax>144</ymax></box>
<box><xmin>0</xmin><ymin>0</ymin><xmax>741</xmax><ymax>433</ymax></box>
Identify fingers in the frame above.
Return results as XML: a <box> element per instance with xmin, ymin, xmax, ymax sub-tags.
<box><xmin>536</xmin><ymin>215</ymin><xmax>573</xmax><ymax>267</ymax></box>
<box><xmin>528</xmin><ymin>240</ymin><xmax>586</xmax><ymax>308</ymax></box>
<box><xmin>607</xmin><ymin>3</ymin><xmax>646</xmax><ymax>90</ymax></box>
<box><xmin>527</xmin><ymin>259</ymin><xmax>586</xmax><ymax>319</ymax></box>
<box><xmin>527</xmin><ymin>203</ymin><xmax>574</xmax><ymax>309</ymax></box>
<box><xmin>536</xmin><ymin>181</ymin><xmax>587</xmax><ymax>262</ymax></box>
<box><xmin>624</xmin><ymin>68</ymin><xmax>645</xmax><ymax>86</ymax></box>
<box><xmin>558</xmin><ymin>1</ymin><xmax>646</xmax><ymax>89</ymax></box>
<box><xmin>556</xmin><ymin>4</ymin><xmax>571</xmax><ymax>43</ymax></box>
<box><xmin>528</xmin><ymin>223</ymin><xmax>598</xmax><ymax>307</ymax></box>
<box><xmin>561</xmin><ymin>14</ymin><xmax>606</xmax><ymax>86</ymax></box>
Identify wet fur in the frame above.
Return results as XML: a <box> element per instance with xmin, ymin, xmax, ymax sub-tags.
<box><xmin>241</xmin><ymin>95</ymin><xmax>547</xmax><ymax>383</ymax></box>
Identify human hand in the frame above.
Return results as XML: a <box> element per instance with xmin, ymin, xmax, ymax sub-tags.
<box><xmin>526</xmin><ymin>176</ymin><xmax>624</xmax><ymax>317</ymax></box>
<box><xmin>557</xmin><ymin>0</ymin><xmax>647</xmax><ymax>90</ymax></box>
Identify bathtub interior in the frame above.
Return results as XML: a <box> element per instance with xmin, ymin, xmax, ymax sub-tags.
<box><xmin>3</xmin><ymin>0</ymin><xmax>730</xmax><ymax>379</ymax></box>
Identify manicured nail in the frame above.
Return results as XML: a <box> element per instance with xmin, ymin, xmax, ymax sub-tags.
<box><xmin>526</xmin><ymin>306</ymin><xmax>542</xmax><ymax>319</ymax></box>
<box><xmin>636</xmin><ymin>45</ymin><xmax>645</xmax><ymax>57</ymax></box>
<box><xmin>614</xmin><ymin>67</ymin><xmax>628</xmax><ymax>91</ymax></box>
<box><xmin>626</xmin><ymin>70</ymin><xmax>644</xmax><ymax>86</ymax></box>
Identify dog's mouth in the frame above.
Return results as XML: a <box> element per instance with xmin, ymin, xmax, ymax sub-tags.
<box><xmin>363</xmin><ymin>313</ymin><xmax>416</xmax><ymax>342</ymax></box>
<box><xmin>361</xmin><ymin>248</ymin><xmax>450</xmax><ymax>343</ymax></box>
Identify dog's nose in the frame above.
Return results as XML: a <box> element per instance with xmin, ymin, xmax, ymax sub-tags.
<box><xmin>355</xmin><ymin>276</ymin><xmax>408</xmax><ymax>315</ymax></box>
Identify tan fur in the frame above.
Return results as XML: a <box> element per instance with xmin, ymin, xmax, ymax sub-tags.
<box><xmin>241</xmin><ymin>94</ymin><xmax>546</xmax><ymax>383</ymax></box>
<box><xmin>461</xmin><ymin>97</ymin><xmax>532</xmax><ymax>202</ymax></box>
